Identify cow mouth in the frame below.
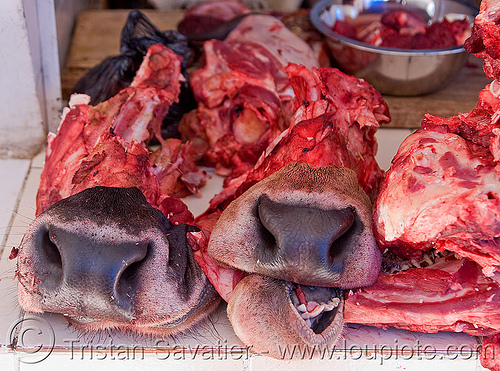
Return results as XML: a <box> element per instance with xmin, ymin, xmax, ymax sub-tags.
<box><xmin>288</xmin><ymin>283</ymin><xmax>344</xmax><ymax>335</ymax></box>
<box><xmin>225</xmin><ymin>273</ymin><xmax>346</xmax><ymax>358</ymax></box>
<box><xmin>381</xmin><ymin>248</ymin><xmax>453</xmax><ymax>274</ymax></box>
<box><xmin>16</xmin><ymin>187</ymin><xmax>221</xmax><ymax>337</ymax></box>
<box><xmin>207</xmin><ymin>164</ymin><xmax>382</xmax><ymax>357</ymax></box>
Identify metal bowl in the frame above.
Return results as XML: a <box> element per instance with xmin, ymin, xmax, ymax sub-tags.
<box><xmin>310</xmin><ymin>0</ymin><xmax>478</xmax><ymax>96</ymax></box>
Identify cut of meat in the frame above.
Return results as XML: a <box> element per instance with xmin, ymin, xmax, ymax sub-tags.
<box><xmin>37</xmin><ymin>44</ymin><xmax>207</xmax><ymax>216</ymax></box>
<box><xmin>374</xmin><ymin>81</ymin><xmax>500</xmax><ymax>280</ymax></box>
<box><xmin>465</xmin><ymin>0</ymin><xmax>500</xmax><ymax>80</ymax></box>
<box><xmin>177</xmin><ymin>1</ymin><xmax>251</xmax><ymax>41</ymax></box>
<box><xmin>195</xmin><ymin>63</ymin><xmax>389</xmax><ymax>301</ymax></box>
<box><xmin>344</xmin><ymin>256</ymin><xmax>500</xmax><ymax>336</ymax></box>
<box><xmin>375</xmin><ymin>0</ymin><xmax>500</xmax><ymax>277</ymax></box>
<box><xmin>205</xmin><ymin>64</ymin><xmax>390</xmax><ymax>214</ymax></box>
<box><xmin>280</xmin><ymin>9</ymin><xmax>333</xmax><ymax>68</ymax></box>
<box><xmin>370</xmin><ymin>2</ymin><xmax>500</xmax><ymax>370</ymax></box>
<box><xmin>333</xmin><ymin>10</ymin><xmax>471</xmax><ymax>50</ymax></box>
<box><xmin>225</xmin><ymin>15</ymin><xmax>319</xmax><ymax>71</ymax></box>
<box><xmin>179</xmin><ymin>14</ymin><xmax>319</xmax><ymax>182</ymax></box>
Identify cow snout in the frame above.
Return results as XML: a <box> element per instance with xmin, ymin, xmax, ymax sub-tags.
<box><xmin>207</xmin><ymin>163</ymin><xmax>382</xmax><ymax>288</ymax></box>
<box><xmin>28</xmin><ymin>220</ymin><xmax>148</xmax><ymax>322</ymax></box>
<box><xmin>17</xmin><ymin>187</ymin><xmax>220</xmax><ymax>333</ymax></box>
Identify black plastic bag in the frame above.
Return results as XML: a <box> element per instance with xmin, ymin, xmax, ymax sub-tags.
<box><xmin>71</xmin><ymin>10</ymin><xmax>197</xmax><ymax>139</ymax></box>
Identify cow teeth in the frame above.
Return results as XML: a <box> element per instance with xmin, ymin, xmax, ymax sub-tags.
<box><xmin>410</xmin><ymin>258</ymin><xmax>421</xmax><ymax>268</ymax></box>
<box><xmin>423</xmin><ymin>252</ymin><xmax>433</xmax><ymax>266</ymax></box>
<box><xmin>324</xmin><ymin>298</ymin><xmax>340</xmax><ymax>311</ymax></box>
<box><xmin>297</xmin><ymin>304</ymin><xmax>307</xmax><ymax>312</ymax></box>
<box><xmin>301</xmin><ymin>312</ymin><xmax>311</xmax><ymax>319</ymax></box>
<box><xmin>308</xmin><ymin>304</ymin><xmax>325</xmax><ymax>318</ymax></box>
<box><xmin>305</xmin><ymin>319</ymin><xmax>312</xmax><ymax>327</ymax></box>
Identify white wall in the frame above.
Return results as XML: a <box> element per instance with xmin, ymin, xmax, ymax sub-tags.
<box><xmin>0</xmin><ymin>1</ymin><xmax>47</xmax><ymax>158</ymax></box>
<box><xmin>0</xmin><ymin>0</ymin><xmax>88</xmax><ymax>158</ymax></box>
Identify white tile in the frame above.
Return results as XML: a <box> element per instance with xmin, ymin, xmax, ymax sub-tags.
<box><xmin>0</xmin><ymin>159</ymin><xmax>42</xmax><ymax>355</ymax></box>
<box><xmin>4</xmin><ymin>165</ymin><xmax>42</xmax><ymax>252</ymax></box>
<box><xmin>0</xmin><ymin>352</ymin><xmax>17</xmax><ymax>371</ymax></box>
<box><xmin>0</xmin><ymin>159</ymin><xmax>31</xmax><ymax>250</ymax></box>
<box><xmin>250</xmin><ymin>352</ymin><xmax>481</xmax><ymax>371</ymax></box>
<box><xmin>182</xmin><ymin>168</ymin><xmax>225</xmax><ymax>218</ymax></box>
<box><xmin>17</xmin><ymin>350</ymin><xmax>248</xmax><ymax>371</ymax></box>
<box><xmin>30</xmin><ymin>149</ymin><xmax>46</xmax><ymax>169</ymax></box>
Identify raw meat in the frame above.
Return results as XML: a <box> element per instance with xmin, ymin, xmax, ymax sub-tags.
<box><xmin>281</xmin><ymin>9</ymin><xmax>333</xmax><ymax>67</ymax></box>
<box><xmin>37</xmin><ymin>44</ymin><xmax>208</xmax><ymax>215</ymax></box>
<box><xmin>374</xmin><ymin>77</ymin><xmax>500</xmax><ymax>280</ymax></box>
<box><xmin>333</xmin><ymin>10</ymin><xmax>471</xmax><ymax>49</ymax></box>
<box><xmin>71</xmin><ymin>10</ymin><xmax>196</xmax><ymax>139</ymax></box>
<box><xmin>344</xmin><ymin>253</ymin><xmax>500</xmax><ymax>334</ymax></box>
<box><xmin>465</xmin><ymin>0</ymin><xmax>500</xmax><ymax>80</ymax></box>
<box><xmin>205</xmin><ymin>63</ymin><xmax>390</xmax><ymax>214</ymax></box>
<box><xmin>193</xmin><ymin>63</ymin><xmax>390</xmax><ymax>301</ymax></box>
<box><xmin>365</xmin><ymin>1</ymin><xmax>500</xmax><ymax>369</ymax></box>
<box><xmin>179</xmin><ymin>14</ymin><xmax>319</xmax><ymax>182</ymax></box>
<box><xmin>177</xmin><ymin>0</ymin><xmax>251</xmax><ymax>41</ymax></box>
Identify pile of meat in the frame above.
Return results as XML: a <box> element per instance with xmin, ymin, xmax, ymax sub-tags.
<box><xmin>38</xmin><ymin>44</ymin><xmax>204</xmax><ymax>224</ymax></box>
<box><xmin>30</xmin><ymin>0</ymin><xmax>500</xmax><ymax>370</ymax></box>
<box><xmin>346</xmin><ymin>1</ymin><xmax>500</xmax><ymax>370</ymax></box>
<box><xmin>332</xmin><ymin>10</ymin><xmax>471</xmax><ymax>49</ymax></box>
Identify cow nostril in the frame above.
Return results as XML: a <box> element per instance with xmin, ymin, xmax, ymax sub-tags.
<box><xmin>256</xmin><ymin>199</ymin><xmax>278</xmax><ymax>263</ymax></box>
<box><xmin>115</xmin><ymin>243</ymin><xmax>149</xmax><ymax>305</ymax></box>
<box><xmin>328</xmin><ymin>209</ymin><xmax>359</xmax><ymax>265</ymax></box>
<box><xmin>40</xmin><ymin>229</ymin><xmax>63</xmax><ymax>290</ymax></box>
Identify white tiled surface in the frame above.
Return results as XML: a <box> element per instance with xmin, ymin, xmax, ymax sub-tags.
<box><xmin>0</xmin><ymin>129</ymin><xmax>491</xmax><ymax>370</ymax></box>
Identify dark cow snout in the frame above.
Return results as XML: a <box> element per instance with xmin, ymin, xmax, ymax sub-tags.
<box><xmin>17</xmin><ymin>186</ymin><xmax>219</xmax><ymax>332</ymax></box>
<box><xmin>32</xmin><ymin>220</ymin><xmax>148</xmax><ymax>322</ymax></box>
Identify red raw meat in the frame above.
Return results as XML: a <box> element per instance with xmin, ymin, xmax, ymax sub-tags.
<box><xmin>370</xmin><ymin>80</ymin><xmax>500</xmax><ymax>369</ymax></box>
<box><xmin>381</xmin><ymin>10</ymin><xmax>426</xmax><ymax>35</ymax></box>
<box><xmin>177</xmin><ymin>0</ymin><xmax>250</xmax><ymax>41</ymax></box>
<box><xmin>465</xmin><ymin>0</ymin><xmax>500</xmax><ymax>80</ymax></box>
<box><xmin>334</xmin><ymin>10</ymin><xmax>470</xmax><ymax>50</ymax></box>
<box><xmin>374</xmin><ymin>83</ymin><xmax>500</xmax><ymax>279</ymax></box>
<box><xmin>182</xmin><ymin>0</ymin><xmax>250</xmax><ymax>20</ymax></box>
<box><xmin>193</xmin><ymin>63</ymin><xmax>390</xmax><ymax>301</ymax></box>
<box><xmin>179</xmin><ymin>15</ymin><xmax>319</xmax><ymax>182</ymax></box>
<box><xmin>344</xmin><ymin>256</ymin><xmax>500</xmax><ymax>335</ymax></box>
<box><xmin>368</xmin><ymin>2</ymin><xmax>500</xmax><ymax>370</ymax></box>
<box><xmin>206</xmin><ymin>63</ymin><xmax>390</xmax><ymax>213</ymax></box>
<box><xmin>37</xmin><ymin>44</ymin><xmax>207</xmax><ymax>217</ymax></box>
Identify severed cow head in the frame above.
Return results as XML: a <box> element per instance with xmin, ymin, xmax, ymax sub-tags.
<box><xmin>17</xmin><ymin>186</ymin><xmax>220</xmax><ymax>335</ymax></box>
<box><xmin>207</xmin><ymin>162</ymin><xmax>381</xmax><ymax>356</ymax></box>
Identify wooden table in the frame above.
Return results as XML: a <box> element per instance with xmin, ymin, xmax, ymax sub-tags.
<box><xmin>61</xmin><ymin>9</ymin><xmax>491</xmax><ymax>129</ymax></box>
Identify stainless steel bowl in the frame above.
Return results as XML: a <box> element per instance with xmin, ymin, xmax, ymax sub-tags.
<box><xmin>310</xmin><ymin>0</ymin><xmax>478</xmax><ymax>96</ymax></box>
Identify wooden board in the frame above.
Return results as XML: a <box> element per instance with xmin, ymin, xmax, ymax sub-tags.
<box><xmin>383</xmin><ymin>56</ymin><xmax>490</xmax><ymax>128</ymax></box>
<box><xmin>61</xmin><ymin>9</ymin><xmax>491</xmax><ymax>128</ymax></box>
